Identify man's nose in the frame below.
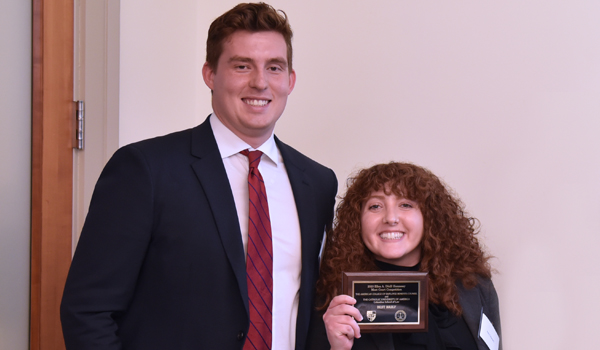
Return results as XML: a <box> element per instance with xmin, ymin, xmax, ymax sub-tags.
<box><xmin>250</xmin><ymin>70</ymin><xmax>267</xmax><ymax>90</ymax></box>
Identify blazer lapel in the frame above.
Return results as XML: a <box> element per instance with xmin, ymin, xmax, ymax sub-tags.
<box><xmin>457</xmin><ymin>282</ymin><xmax>486</xmax><ymax>350</ymax></box>
<box><xmin>190</xmin><ymin>118</ymin><xmax>249</xmax><ymax>313</ymax></box>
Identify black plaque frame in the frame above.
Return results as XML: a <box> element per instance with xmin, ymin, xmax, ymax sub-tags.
<box><xmin>343</xmin><ymin>271</ymin><xmax>428</xmax><ymax>333</ymax></box>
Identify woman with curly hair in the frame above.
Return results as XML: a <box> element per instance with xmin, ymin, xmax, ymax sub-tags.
<box><xmin>307</xmin><ymin>162</ymin><xmax>501</xmax><ymax>350</ymax></box>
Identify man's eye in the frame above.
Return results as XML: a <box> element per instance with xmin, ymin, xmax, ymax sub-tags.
<box><xmin>268</xmin><ymin>66</ymin><xmax>282</xmax><ymax>72</ymax></box>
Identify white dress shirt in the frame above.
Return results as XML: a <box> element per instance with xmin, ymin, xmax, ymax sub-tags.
<box><xmin>210</xmin><ymin>114</ymin><xmax>301</xmax><ymax>349</ymax></box>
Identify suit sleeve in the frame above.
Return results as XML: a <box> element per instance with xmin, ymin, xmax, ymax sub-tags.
<box><xmin>60</xmin><ymin>145</ymin><xmax>154</xmax><ymax>350</ymax></box>
<box><xmin>306</xmin><ymin>307</ymin><xmax>331</xmax><ymax>350</ymax></box>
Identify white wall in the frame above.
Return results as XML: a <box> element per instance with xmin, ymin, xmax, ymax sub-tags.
<box><xmin>0</xmin><ymin>0</ymin><xmax>31</xmax><ymax>348</ymax></box>
<box><xmin>120</xmin><ymin>1</ymin><xmax>600</xmax><ymax>348</ymax></box>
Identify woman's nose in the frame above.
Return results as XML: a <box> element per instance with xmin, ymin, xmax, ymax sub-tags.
<box><xmin>383</xmin><ymin>209</ymin><xmax>399</xmax><ymax>225</ymax></box>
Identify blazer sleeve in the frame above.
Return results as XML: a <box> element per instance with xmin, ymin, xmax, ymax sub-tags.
<box><xmin>60</xmin><ymin>144</ymin><xmax>155</xmax><ymax>350</ymax></box>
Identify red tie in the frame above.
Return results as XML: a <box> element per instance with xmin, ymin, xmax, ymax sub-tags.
<box><xmin>240</xmin><ymin>150</ymin><xmax>273</xmax><ymax>350</ymax></box>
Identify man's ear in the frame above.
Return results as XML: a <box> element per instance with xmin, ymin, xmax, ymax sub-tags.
<box><xmin>288</xmin><ymin>69</ymin><xmax>296</xmax><ymax>95</ymax></box>
<box><xmin>202</xmin><ymin>62</ymin><xmax>215</xmax><ymax>90</ymax></box>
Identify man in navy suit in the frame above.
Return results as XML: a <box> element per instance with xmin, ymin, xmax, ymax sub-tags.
<box><xmin>60</xmin><ymin>3</ymin><xmax>337</xmax><ymax>349</ymax></box>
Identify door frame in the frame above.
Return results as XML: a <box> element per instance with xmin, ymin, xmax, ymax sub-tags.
<box><xmin>31</xmin><ymin>0</ymin><xmax>74</xmax><ymax>349</ymax></box>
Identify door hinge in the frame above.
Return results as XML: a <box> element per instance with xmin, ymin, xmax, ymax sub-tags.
<box><xmin>74</xmin><ymin>100</ymin><xmax>84</xmax><ymax>150</ymax></box>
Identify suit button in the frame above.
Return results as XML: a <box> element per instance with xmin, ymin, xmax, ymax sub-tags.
<box><xmin>237</xmin><ymin>331</ymin><xmax>244</xmax><ymax>340</ymax></box>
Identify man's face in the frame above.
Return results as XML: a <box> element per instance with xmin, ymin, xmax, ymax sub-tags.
<box><xmin>202</xmin><ymin>30</ymin><xmax>296</xmax><ymax>147</ymax></box>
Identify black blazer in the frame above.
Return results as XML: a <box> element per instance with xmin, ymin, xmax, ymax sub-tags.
<box><xmin>60</xmin><ymin>118</ymin><xmax>338</xmax><ymax>350</ymax></box>
<box><xmin>307</xmin><ymin>278</ymin><xmax>502</xmax><ymax>350</ymax></box>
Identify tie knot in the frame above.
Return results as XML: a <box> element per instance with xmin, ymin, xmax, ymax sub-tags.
<box><xmin>240</xmin><ymin>149</ymin><xmax>263</xmax><ymax>168</ymax></box>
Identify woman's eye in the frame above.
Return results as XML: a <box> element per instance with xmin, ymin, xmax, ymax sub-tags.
<box><xmin>400</xmin><ymin>203</ymin><xmax>413</xmax><ymax>209</ymax></box>
<box><xmin>368</xmin><ymin>204</ymin><xmax>381</xmax><ymax>210</ymax></box>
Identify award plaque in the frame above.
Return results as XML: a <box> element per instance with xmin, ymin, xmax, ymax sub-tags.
<box><xmin>343</xmin><ymin>271</ymin><xmax>428</xmax><ymax>332</ymax></box>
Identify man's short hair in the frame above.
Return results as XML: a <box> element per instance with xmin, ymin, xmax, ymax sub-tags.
<box><xmin>206</xmin><ymin>2</ymin><xmax>293</xmax><ymax>72</ymax></box>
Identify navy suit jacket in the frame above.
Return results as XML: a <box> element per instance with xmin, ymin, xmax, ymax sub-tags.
<box><xmin>61</xmin><ymin>118</ymin><xmax>338</xmax><ymax>350</ymax></box>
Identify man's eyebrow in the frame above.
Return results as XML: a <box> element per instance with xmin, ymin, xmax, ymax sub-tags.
<box><xmin>268</xmin><ymin>57</ymin><xmax>288</xmax><ymax>69</ymax></box>
<box><xmin>227</xmin><ymin>56</ymin><xmax>288</xmax><ymax>68</ymax></box>
<box><xmin>267</xmin><ymin>57</ymin><xmax>288</xmax><ymax>67</ymax></box>
<box><xmin>228</xmin><ymin>55</ymin><xmax>253</xmax><ymax>63</ymax></box>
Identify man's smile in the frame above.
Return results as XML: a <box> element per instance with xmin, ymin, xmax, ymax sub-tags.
<box><xmin>243</xmin><ymin>98</ymin><xmax>270</xmax><ymax>107</ymax></box>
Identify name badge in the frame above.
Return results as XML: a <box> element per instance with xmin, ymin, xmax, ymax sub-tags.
<box><xmin>478</xmin><ymin>309</ymin><xmax>499</xmax><ymax>350</ymax></box>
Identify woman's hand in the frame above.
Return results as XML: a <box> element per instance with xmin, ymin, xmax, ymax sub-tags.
<box><xmin>323</xmin><ymin>295</ymin><xmax>363</xmax><ymax>350</ymax></box>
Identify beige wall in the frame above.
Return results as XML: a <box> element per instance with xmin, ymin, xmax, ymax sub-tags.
<box><xmin>119</xmin><ymin>1</ymin><xmax>600</xmax><ymax>348</ymax></box>
<box><xmin>0</xmin><ymin>0</ymin><xmax>31</xmax><ymax>348</ymax></box>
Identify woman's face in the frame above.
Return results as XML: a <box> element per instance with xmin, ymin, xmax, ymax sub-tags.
<box><xmin>360</xmin><ymin>189</ymin><xmax>424</xmax><ymax>267</ymax></box>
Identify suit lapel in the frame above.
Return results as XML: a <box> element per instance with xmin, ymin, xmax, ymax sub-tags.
<box><xmin>190</xmin><ymin>119</ymin><xmax>249</xmax><ymax>313</ymax></box>
<box><xmin>276</xmin><ymin>138</ymin><xmax>321</xmax><ymax>350</ymax></box>
<box><xmin>276</xmin><ymin>139</ymin><xmax>318</xmax><ymax>253</ymax></box>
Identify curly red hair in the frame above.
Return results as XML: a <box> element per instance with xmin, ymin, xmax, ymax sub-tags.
<box><xmin>316</xmin><ymin>162</ymin><xmax>492</xmax><ymax>315</ymax></box>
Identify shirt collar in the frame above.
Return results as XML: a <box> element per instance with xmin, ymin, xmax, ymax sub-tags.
<box><xmin>209</xmin><ymin>113</ymin><xmax>280</xmax><ymax>166</ymax></box>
